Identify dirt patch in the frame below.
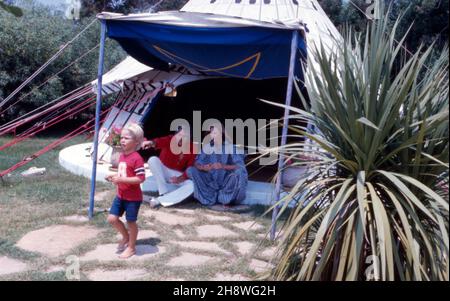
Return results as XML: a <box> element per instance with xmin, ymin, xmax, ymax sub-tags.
<box><xmin>15</xmin><ymin>225</ymin><xmax>101</xmax><ymax>258</ymax></box>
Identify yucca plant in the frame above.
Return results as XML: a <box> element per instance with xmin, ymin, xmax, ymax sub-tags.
<box><xmin>264</xmin><ymin>8</ymin><xmax>449</xmax><ymax>281</ymax></box>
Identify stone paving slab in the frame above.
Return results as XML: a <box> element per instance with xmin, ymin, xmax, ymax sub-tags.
<box><xmin>232</xmin><ymin>221</ymin><xmax>265</xmax><ymax>231</ymax></box>
<box><xmin>142</xmin><ymin>210</ymin><xmax>196</xmax><ymax>226</ymax></box>
<box><xmin>80</xmin><ymin>244</ymin><xmax>165</xmax><ymax>262</ymax></box>
<box><xmin>0</xmin><ymin>256</ymin><xmax>27</xmax><ymax>276</ymax></box>
<box><xmin>259</xmin><ymin>246</ymin><xmax>278</xmax><ymax>260</ymax></box>
<box><xmin>249</xmin><ymin>259</ymin><xmax>274</xmax><ymax>273</ymax></box>
<box><xmin>116</xmin><ymin>230</ymin><xmax>159</xmax><ymax>241</ymax></box>
<box><xmin>203</xmin><ymin>214</ymin><xmax>233</xmax><ymax>222</ymax></box>
<box><xmin>15</xmin><ymin>225</ymin><xmax>101</xmax><ymax>258</ymax></box>
<box><xmin>173</xmin><ymin>241</ymin><xmax>232</xmax><ymax>256</ymax></box>
<box><xmin>196</xmin><ymin>225</ymin><xmax>238</xmax><ymax>238</ymax></box>
<box><xmin>174</xmin><ymin>229</ymin><xmax>187</xmax><ymax>239</ymax></box>
<box><xmin>234</xmin><ymin>241</ymin><xmax>255</xmax><ymax>255</ymax></box>
<box><xmin>87</xmin><ymin>268</ymin><xmax>148</xmax><ymax>281</ymax></box>
<box><xmin>212</xmin><ymin>273</ymin><xmax>250</xmax><ymax>281</ymax></box>
<box><xmin>167</xmin><ymin>252</ymin><xmax>216</xmax><ymax>267</ymax></box>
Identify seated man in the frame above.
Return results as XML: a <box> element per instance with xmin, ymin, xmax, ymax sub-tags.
<box><xmin>186</xmin><ymin>124</ymin><xmax>248</xmax><ymax>206</ymax></box>
<box><xmin>142</xmin><ymin>127</ymin><xmax>196</xmax><ymax>207</ymax></box>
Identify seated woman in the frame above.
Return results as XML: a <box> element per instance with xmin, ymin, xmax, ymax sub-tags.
<box><xmin>186</xmin><ymin>124</ymin><xmax>248</xmax><ymax>206</ymax></box>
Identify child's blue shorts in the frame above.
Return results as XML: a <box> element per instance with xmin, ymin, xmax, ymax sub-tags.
<box><xmin>109</xmin><ymin>196</ymin><xmax>142</xmax><ymax>222</ymax></box>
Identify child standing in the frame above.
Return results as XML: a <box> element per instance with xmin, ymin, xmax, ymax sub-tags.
<box><xmin>106</xmin><ymin>123</ymin><xmax>145</xmax><ymax>259</ymax></box>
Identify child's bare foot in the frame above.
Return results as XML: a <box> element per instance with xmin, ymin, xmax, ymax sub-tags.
<box><xmin>118</xmin><ymin>247</ymin><xmax>136</xmax><ymax>259</ymax></box>
<box><xmin>117</xmin><ymin>238</ymin><xmax>129</xmax><ymax>253</ymax></box>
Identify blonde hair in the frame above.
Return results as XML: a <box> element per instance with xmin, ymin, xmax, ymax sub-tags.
<box><xmin>122</xmin><ymin>123</ymin><xmax>144</xmax><ymax>151</ymax></box>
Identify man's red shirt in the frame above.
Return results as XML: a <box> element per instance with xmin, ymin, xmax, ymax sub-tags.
<box><xmin>153</xmin><ymin>135</ymin><xmax>196</xmax><ymax>178</ymax></box>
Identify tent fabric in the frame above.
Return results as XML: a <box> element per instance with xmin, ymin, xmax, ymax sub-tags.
<box><xmin>181</xmin><ymin>0</ymin><xmax>312</xmax><ymax>23</ymax></box>
<box><xmin>93</xmin><ymin>0</ymin><xmax>341</xmax><ymax>90</ymax></box>
<box><xmin>91</xmin><ymin>56</ymin><xmax>209</xmax><ymax>94</ymax></box>
<box><xmin>91</xmin><ymin>56</ymin><xmax>152</xmax><ymax>94</ymax></box>
<box><xmin>100</xmin><ymin>12</ymin><xmax>307</xmax><ymax>80</ymax></box>
<box><xmin>97</xmin><ymin>11</ymin><xmax>305</xmax><ymax>30</ymax></box>
<box><xmin>181</xmin><ymin>0</ymin><xmax>342</xmax><ymax>60</ymax></box>
<box><xmin>180</xmin><ymin>0</ymin><xmax>342</xmax><ymax>77</ymax></box>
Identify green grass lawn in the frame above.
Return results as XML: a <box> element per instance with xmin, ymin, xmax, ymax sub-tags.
<box><xmin>0</xmin><ymin>135</ymin><xmax>111</xmax><ymax>254</ymax></box>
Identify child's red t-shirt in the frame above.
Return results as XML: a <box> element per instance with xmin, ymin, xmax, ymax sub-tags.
<box><xmin>117</xmin><ymin>151</ymin><xmax>145</xmax><ymax>201</ymax></box>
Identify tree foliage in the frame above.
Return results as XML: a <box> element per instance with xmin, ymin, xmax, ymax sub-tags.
<box><xmin>318</xmin><ymin>0</ymin><xmax>449</xmax><ymax>52</ymax></box>
<box><xmin>80</xmin><ymin>0</ymin><xmax>188</xmax><ymax>17</ymax></box>
<box><xmin>0</xmin><ymin>3</ymin><xmax>126</xmax><ymax>124</ymax></box>
<box><xmin>0</xmin><ymin>0</ymin><xmax>23</xmax><ymax>17</ymax></box>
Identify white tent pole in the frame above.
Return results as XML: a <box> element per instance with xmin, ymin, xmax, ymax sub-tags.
<box><xmin>270</xmin><ymin>30</ymin><xmax>299</xmax><ymax>240</ymax></box>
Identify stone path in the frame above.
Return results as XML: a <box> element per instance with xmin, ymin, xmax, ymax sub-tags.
<box><xmin>142</xmin><ymin>210</ymin><xmax>196</xmax><ymax>226</ymax></box>
<box><xmin>80</xmin><ymin>244</ymin><xmax>165</xmax><ymax>262</ymax></box>
<box><xmin>45</xmin><ymin>265</ymin><xmax>65</xmax><ymax>273</ymax></box>
<box><xmin>167</xmin><ymin>252</ymin><xmax>216</xmax><ymax>267</ymax></box>
<box><xmin>232</xmin><ymin>221</ymin><xmax>265</xmax><ymax>231</ymax></box>
<box><xmin>204</xmin><ymin>214</ymin><xmax>233</xmax><ymax>222</ymax></box>
<box><xmin>173</xmin><ymin>241</ymin><xmax>232</xmax><ymax>256</ymax></box>
<box><xmin>212</xmin><ymin>273</ymin><xmax>250</xmax><ymax>281</ymax></box>
<box><xmin>249</xmin><ymin>259</ymin><xmax>275</xmax><ymax>273</ymax></box>
<box><xmin>260</xmin><ymin>246</ymin><xmax>278</xmax><ymax>260</ymax></box>
<box><xmin>3</xmin><ymin>199</ymin><xmax>280</xmax><ymax>280</ymax></box>
<box><xmin>0</xmin><ymin>257</ymin><xmax>27</xmax><ymax>276</ymax></box>
<box><xmin>196</xmin><ymin>225</ymin><xmax>238</xmax><ymax>238</ymax></box>
<box><xmin>15</xmin><ymin>225</ymin><xmax>101</xmax><ymax>258</ymax></box>
<box><xmin>87</xmin><ymin>269</ymin><xmax>148</xmax><ymax>281</ymax></box>
<box><xmin>234</xmin><ymin>241</ymin><xmax>255</xmax><ymax>255</ymax></box>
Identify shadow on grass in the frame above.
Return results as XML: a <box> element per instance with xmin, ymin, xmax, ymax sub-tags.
<box><xmin>137</xmin><ymin>237</ymin><xmax>161</xmax><ymax>246</ymax></box>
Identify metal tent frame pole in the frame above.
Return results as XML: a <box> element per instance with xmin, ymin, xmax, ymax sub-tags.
<box><xmin>88</xmin><ymin>20</ymin><xmax>107</xmax><ymax>219</ymax></box>
<box><xmin>270</xmin><ymin>30</ymin><xmax>299</xmax><ymax>240</ymax></box>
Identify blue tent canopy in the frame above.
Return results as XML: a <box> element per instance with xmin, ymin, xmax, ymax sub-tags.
<box><xmin>101</xmin><ymin>13</ymin><xmax>307</xmax><ymax>80</ymax></box>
